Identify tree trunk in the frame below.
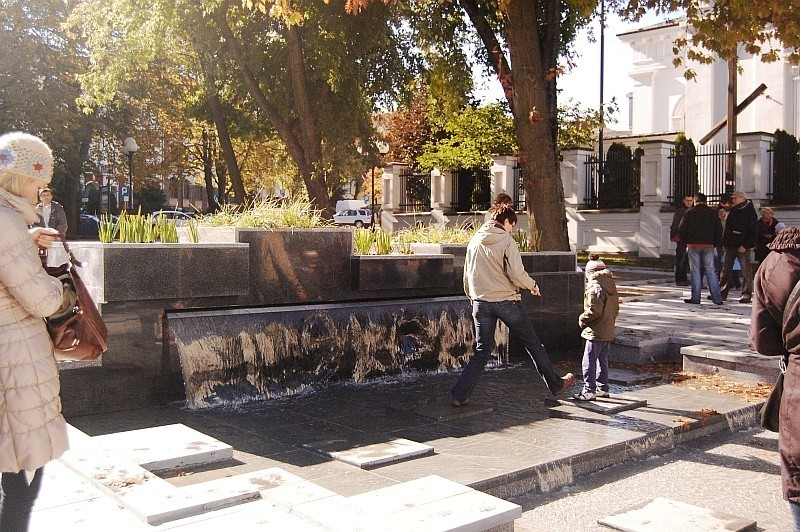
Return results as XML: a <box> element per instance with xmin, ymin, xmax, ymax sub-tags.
<box><xmin>726</xmin><ymin>53</ymin><xmax>737</xmax><ymax>192</ymax></box>
<box><xmin>206</xmin><ymin>87</ymin><xmax>245</xmax><ymax>204</ymax></box>
<box><xmin>202</xmin><ymin>128</ymin><xmax>216</xmax><ymax>211</ymax></box>
<box><xmin>504</xmin><ymin>1</ymin><xmax>569</xmax><ymax>250</ymax></box>
<box><xmin>210</xmin><ymin>2</ymin><xmax>330</xmax><ymax>213</ymax></box>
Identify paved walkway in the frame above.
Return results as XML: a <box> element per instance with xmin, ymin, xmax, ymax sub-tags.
<box><xmin>30</xmin><ymin>267</ymin><xmax>780</xmax><ymax>530</ymax></box>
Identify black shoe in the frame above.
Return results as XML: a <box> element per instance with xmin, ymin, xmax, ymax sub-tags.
<box><xmin>739</xmin><ymin>295</ymin><xmax>752</xmax><ymax>304</ymax></box>
<box><xmin>684</xmin><ymin>299</ymin><xmax>700</xmax><ymax>304</ymax></box>
<box><xmin>707</xmin><ymin>295</ymin><xmax>726</xmax><ymax>301</ymax></box>
<box><xmin>676</xmin><ymin>281</ymin><xmax>690</xmax><ymax>286</ymax></box>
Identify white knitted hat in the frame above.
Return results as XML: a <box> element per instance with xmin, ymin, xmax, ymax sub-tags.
<box><xmin>585</xmin><ymin>257</ymin><xmax>606</xmax><ymax>273</ymax></box>
<box><xmin>0</xmin><ymin>132</ymin><xmax>53</xmax><ymax>182</ymax></box>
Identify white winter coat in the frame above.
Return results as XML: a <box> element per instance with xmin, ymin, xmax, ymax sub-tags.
<box><xmin>0</xmin><ymin>188</ymin><xmax>68</xmax><ymax>473</ymax></box>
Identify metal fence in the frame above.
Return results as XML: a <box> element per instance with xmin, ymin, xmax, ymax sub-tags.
<box><xmin>512</xmin><ymin>165</ymin><xmax>527</xmax><ymax>211</ymax></box>
<box><xmin>399</xmin><ymin>168</ymin><xmax>431</xmax><ymax>213</ymax></box>
<box><xmin>668</xmin><ymin>144</ymin><xmax>731</xmax><ymax>206</ymax></box>
<box><xmin>583</xmin><ymin>155</ymin><xmax>640</xmax><ymax>209</ymax></box>
<box><xmin>451</xmin><ymin>168</ymin><xmax>491</xmax><ymax>212</ymax></box>
<box><xmin>768</xmin><ymin>148</ymin><xmax>800</xmax><ymax>205</ymax></box>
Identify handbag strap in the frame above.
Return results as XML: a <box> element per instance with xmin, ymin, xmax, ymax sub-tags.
<box><xmin>780</xmin><ymin>277</ymin><xmax>800</xmax><ymax>373</ymax></box>
<box><xmin>52</xmin><ymin>234</ymin><xmax>87</xmax><ymax>269</ymax></box>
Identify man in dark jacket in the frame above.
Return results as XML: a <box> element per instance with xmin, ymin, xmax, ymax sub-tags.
<box><xmin>750</xmin><ymin>226</ymin><xmax>800</xmax><ymax>528</ymax></box>
<box><xmin>670</xmin><ymin>194</ymin><xmax>693</xmax><ymax>286</ymax></box>
<box><xmin>678</xmin><ymin>192</ymin><xmax>724</xmax><ymax>305</ymax></box>
<box><xmin>720</xmin><ymin>190</ymin><xmax>758</xmax><ymax>303</ymax></box>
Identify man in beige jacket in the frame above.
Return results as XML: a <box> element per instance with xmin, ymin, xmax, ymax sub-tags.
<box><xmin>451</xmin><ymin>206</ymin><xmax>575</xmax><ymax>406</ymax></box>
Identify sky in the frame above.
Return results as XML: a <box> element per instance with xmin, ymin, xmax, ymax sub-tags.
<box><xmin>474</xmin><ymin>12</ymin><xmax>672</xmax><ymax>132</ymax></box>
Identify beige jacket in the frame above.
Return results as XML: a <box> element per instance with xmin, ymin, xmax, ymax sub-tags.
<box><xmin>0</xmin><ymin>188</ymin><xmax>68</xmax><ymax>473</ymax></box>
<box><xmin>463</xmin><ymin>223</ymin><xmax>537</xmax><ymax>301</ymax></box>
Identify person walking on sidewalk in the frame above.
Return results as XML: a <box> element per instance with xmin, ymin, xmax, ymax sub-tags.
<box><xmin>573</xmin><ymin>254</ymin><xmax>619</xmax><ymax>401</ymax></box>
<box><xmin>451</xmin><ymin>206</ymin><xmax>575</xmax><ymax>406</ymax></box>
<box><xmin>749</xmin><ymin>226</ymin><xmax>800</xmax><ymax>530</ymax></box>
<box><xmin>720</xmin><ymin>190</ymin><xmax>758</xmax><ymax>303</ymax></box>
<box><xmin>0</xmin><ymin>133</ymin><xmax>68</xmax><ymax>531</ymax></box>
<box><xmin>670</xmin><ymin>194</ymin><xmax>693</xmax><ymax>286</ymax></box>
<box><xmin>678</xmin><ymin>193</ymin><xmax>724</xmax><ymax>305</ymax></box>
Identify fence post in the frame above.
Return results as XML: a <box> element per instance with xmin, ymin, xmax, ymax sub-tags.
<box><xmin>560</xmin><ymin>148</ymin><xmax>593</xmax><ymax>207</ymax></box>
<box><xmin>430</xmin><ymin>167</ymin><xmax>453</xmax><ymax>224</ymax></box>
<box><xmin>381</xmin><ymin>163</ymin><xmax>409</xmax><ymax>232</ymax></box>
<box><xmin>736</xmin><ymin>132</ymin><xmax>773</xmax><ymax>206</ymax></box>
<box><xmin>490</xmin><ymin>155</ymin><xmax>518</xmax><ymax>201</ymax></box>
<box><xmin>637</xmin><ymin>140</ymin><xmax>674</xmax><ymax>258</ymax></box>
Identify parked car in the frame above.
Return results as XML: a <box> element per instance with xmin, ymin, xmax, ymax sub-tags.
<box><xmin>150</xmin><ymin>210</ymin><xmax>195</xmax><ymax>227</ymax></box>
<box><xmin>333</xmin><ymin>209</ymin><xmax>372</xmax><ymax>227</ymax></box>
<box><xmin>76</xmin><ymin>213</ymin><xmax>100</xmax><ymax>239</ymax></box>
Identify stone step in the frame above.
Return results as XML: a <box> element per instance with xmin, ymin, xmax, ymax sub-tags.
<box><xmin>682</xmin><ymin>345</ymin><xmax>781</xmax><ymax>385</ymax></box>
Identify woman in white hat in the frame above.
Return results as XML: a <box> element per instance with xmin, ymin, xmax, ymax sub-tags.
<box><xmin>0</xmin><ymin>132</ymin><xmax>68</xmax><ymax>530</ymax></box>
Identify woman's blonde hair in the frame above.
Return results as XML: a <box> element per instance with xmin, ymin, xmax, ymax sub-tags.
<box><xmin>0</xmin><ymin>170</ymin><xmax>47</xmax><ymax>197</ymax></box>
<box><xmin>760</xmin><ymin>207</ymin><xmax>774</xmax><ymax>216</ymax></box>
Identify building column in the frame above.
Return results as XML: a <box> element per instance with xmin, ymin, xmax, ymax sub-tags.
<box><xmin>637</xmin><ymin>140</ymin><xmax>674</xmax><ymax>258</ymax></box>
<box><xmin>736</xmin><ymin>132</ymin><xmax>773</xmax><ymax>206</ymax></box>
<box><xmin>381</xmin><ymin>163</ymin><xmax>409</xmax><ymax>232</ymax></box>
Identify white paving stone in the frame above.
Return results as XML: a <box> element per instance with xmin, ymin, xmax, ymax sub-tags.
<box><xmin>312</xmin><ymin>437</ymin><xmax>434</xmax><ymax>469</ymax></box>
<box><xmin>598</xmin><ymin>496</ymin><xmax>757</xmax><ymax>531</ymax></box>
<box><xmin>88</xmin><ymin>423</ymin><xmax>233</xmax><ymax>472</ymax></box>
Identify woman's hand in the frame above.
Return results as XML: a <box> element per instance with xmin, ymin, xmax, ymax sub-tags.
<box><xmin>29</xmin><ymin>227</ymin><xmax>60</xmax><ymax>249</ymax></box>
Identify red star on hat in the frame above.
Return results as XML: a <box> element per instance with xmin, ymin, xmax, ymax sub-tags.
<box><xmin>33</xmin><ymin>162</ymin><xmax>43</xmax><ymax>172</ymax></box>
<box><xmin>0</xmin><ymin>154</ymin><xmax>7</xmax><ymax>162</ymax></box>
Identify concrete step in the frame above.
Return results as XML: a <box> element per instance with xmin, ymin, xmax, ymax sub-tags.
<box><xmin>682</xmin><ymin>345</ymin><xmax>781</xmax><ymax>385</ymax></box>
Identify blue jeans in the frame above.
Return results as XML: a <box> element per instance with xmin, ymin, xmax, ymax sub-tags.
<box><xmin>791</xmin><ymin>501</ymin><xmax>800</xmax><ymax>532</ymax></box>
<box><xmin>687</xmin><ymin>247</ymin><xmax>723</xmax><ymax>303</ymax></box>
<box><xmin>0</xmin><ymin>467</ymin><xmax>44</xmax><ymax>532</ymax></box>
<box><xmin>581</xmin><ymin>339</ymin><xmax>610</xmax><ymax>394</ymax></box>
<box><xmin>452</xmin><ymin>300</ymin><xmax>563</xmax><ymax>401</ymax></box>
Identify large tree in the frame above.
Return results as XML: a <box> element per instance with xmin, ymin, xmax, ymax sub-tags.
<box><xmin>0</xmin><ymin>0</ymin><xmax>96</xmax><ymax>232</ymax></box>
<box><xmin>72</xmin><ymin>0</ymin><xmax>417</xmax><ymax>214</ymax></box>
<box><xmin>350</xmin><ymin>0</ymin><xmax>594</xmax><ymax>250</ymax></box>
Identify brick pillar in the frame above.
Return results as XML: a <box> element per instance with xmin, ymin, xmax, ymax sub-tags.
<box><xmin>490</xmin><ymin>155</ymin><xmax>518</xmax><ymax>202</ymax></box>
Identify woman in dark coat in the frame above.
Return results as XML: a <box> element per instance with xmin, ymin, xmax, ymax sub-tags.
<box><xmin>755</xmin><ymin>207</ymin><xmax>780</xmax><ymax>264</ymax></box>
<box><xmin>750</xmin><ymin>226</ymin><xmax>800</xmax><ymax>529</ymax></box>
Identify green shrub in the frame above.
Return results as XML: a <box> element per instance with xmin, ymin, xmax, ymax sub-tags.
<box><xmin>203</xmin><ymin>197</ymin><xmax>327</xmax><ymax>228</ymax></box>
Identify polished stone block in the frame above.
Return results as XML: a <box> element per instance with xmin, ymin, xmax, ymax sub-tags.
<box><xmin>351</xmin><ymin>255</ymin><xmax>454</xmax><ymax>290</ymax></box>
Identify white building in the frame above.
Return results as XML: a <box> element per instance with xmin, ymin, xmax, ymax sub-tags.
<box><xmin>617</xmin><ymin>18</ymin><xmax>800</xmax><ymax>144</ymax></box>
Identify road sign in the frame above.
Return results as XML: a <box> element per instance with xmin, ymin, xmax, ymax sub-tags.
<box><xmin>364</xmin><ymin>195</ymin><xmax>370</xmax><ymax>204</ymax></box>
<box><xmin>121</xmin><ymin>186</ymin><xmax>128</xmax><ymax>198</ymax></box>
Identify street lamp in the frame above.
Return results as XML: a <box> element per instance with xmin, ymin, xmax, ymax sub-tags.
<box><xmin>122</xmin><ymin>137</ymin><xmax>139</xmax><ymax>212</ymax></box>
<box><xmin>372</xmin><ymin>142</ymin><xmax>389</xmax><ymax>228</ymax></box>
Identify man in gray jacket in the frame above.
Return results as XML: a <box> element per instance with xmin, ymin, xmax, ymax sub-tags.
<box><xmin>35</xmin><ymin>188</ymin><xmax>68</xmax><ymax>235</ymax></box>
<box><xmin>451</xmin><ymin>206</ymin><xmax>575</xmax><ymax>406</ymax></box>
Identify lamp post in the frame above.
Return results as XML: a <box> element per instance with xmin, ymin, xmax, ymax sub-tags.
<box><xmin>122</xmin><ymin>137</ymin><xmax>139</xmax><ymax>212</ymax></box>
<box><xmin>372</xmin><ymin>142</ymin><xmax>389</xmax><ymax>228</ymax></box>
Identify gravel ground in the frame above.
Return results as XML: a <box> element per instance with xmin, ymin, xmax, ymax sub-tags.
<box><xmin>511</xmin><ymin>427</ymin><xmax>789</xmax><ymax>531</ymax></box>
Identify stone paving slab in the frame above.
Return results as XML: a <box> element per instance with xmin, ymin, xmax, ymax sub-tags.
<box><xmin>389</xmin><ymin>394</ymin><xmax>494</xmax><ymax>421</ymax></box>
<box><xmin>597</xmin><ymin>496</ymin><xmax>757</xmax><ymax>531</ymax></box>
<box><xmin>305</xmin><ymin>437</ymin><xmax>434</xmax><ymax>469</ymax></box>
<box><xmin>609</xmin><ymin>368</ymin><xmax>662</xmax><ymax>385</ymax></box>
<box><xmin>547</xmin><ymin>394</ymin><xmax>647</xmax><ymax>416</ymax></box>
